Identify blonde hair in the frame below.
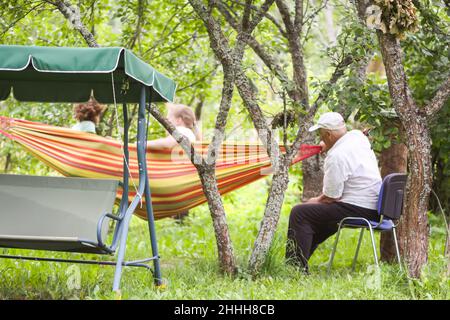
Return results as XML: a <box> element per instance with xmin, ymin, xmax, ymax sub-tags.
<box><xmin>167</xmin><ymin>103</ymin><xmax>201</xmax><ymax>140</ymax></box>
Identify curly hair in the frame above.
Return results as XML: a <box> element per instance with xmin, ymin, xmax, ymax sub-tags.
<box><xmin>73</xmin><ymin>97</ymin><xmax>105</xmax><ymax>124</ymax></box>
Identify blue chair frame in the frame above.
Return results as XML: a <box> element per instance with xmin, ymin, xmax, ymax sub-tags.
<box><xmin>327</xmin><ymin>173</ymin><xmax>407</xmax><ymax>273</ymax></box>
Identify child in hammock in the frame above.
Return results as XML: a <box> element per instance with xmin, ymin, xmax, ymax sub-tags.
<box><xmin>71</xmin><ymin>97</ymin><xmax>105</xmax><ymax>134</ymax></box>
<box><xmin>147</xmin><ymin>103</ymin><xmax>200</xmax><ymax>150</ymax></box>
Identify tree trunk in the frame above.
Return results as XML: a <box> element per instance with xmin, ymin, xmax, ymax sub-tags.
<box><xmin>379</xmin><ymin>139</ymin><xmax>408</xmax><ymax>262</ymax></box>
<box><xmin>397</xmin><ymin>119</ymin><xmax>432</xmax><ymax>277</ymax></box>
<box><xmin>377</xmin><ymin>30</ymin><xmax>432</xmax><ymax>277</ymax></box>
<box><xmin>301</xmin><ymin>134</ymin><xmax>323</xmax><ymax>202</ymax></box>
<box><xmin>198</xmin><ymin>167</ymin><xmax>237</xmax><ymax>275</ymax></box>
<box><xmin>249</xmin><ymin>164</ymin><xmax>290</xmax><ymax>275</ymax></box>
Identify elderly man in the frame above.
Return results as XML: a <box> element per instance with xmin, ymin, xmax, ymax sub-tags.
<box><xmin>286</xmin><ymin>112</ymin><xmax>382</xmax><ymax>272</ymax></box>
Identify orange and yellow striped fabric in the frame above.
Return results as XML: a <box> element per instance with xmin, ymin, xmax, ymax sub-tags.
<box><xmin>0</xmin><ymin>116</ymin><xmax>321</xmax><ymax>220</ymax></box>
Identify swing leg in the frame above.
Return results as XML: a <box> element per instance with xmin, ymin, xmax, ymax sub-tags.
<box><xmin>138</xmin><ymin>85</ymin><xmax>162</xmax><ymax>287</ymax></box>
<box><xmin>145</xmin><ymin>180</ymin><xmax>163</xmax><ymax>286</ymax></box>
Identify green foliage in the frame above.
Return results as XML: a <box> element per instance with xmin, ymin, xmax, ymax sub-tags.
<box><xmin>315</xmin><ymin>13</ymin><xmax>395</xmax><ymax>153</ymax></box>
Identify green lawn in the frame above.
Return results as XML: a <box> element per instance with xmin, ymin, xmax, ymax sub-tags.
<box><xmin>0</xmin><ymin>178</ymin><xmax>448</xmax><ymax>300</ymax></box>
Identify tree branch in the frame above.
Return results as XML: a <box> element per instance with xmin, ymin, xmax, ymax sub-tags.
<box><xmin>226</xmin><ymin>0</ymin><xmax>287</xmax><ymax>36</ymax></box>
<box><xmin>294</xmin><ymin>0</ymin><xmax>303</xmax><ymax>31</ymax></box>
<box><xmin>424</xmin><ymin>74</ymin><xmax>450</xmax><ymax>118</ymax></box>
<box><xmin>206</xmin><ymin>65</ymin><xmax>236</xmax><ymax>167</ymax></box>
<box><xmin>215</xmin><ymin>2</ymin><xmax>296</xmax><ymax>100</ymax></box>
<box><xmin>128</xmin><ymin>0</ymin><xmax>145</xmax><ymax>50</ymax></box>
<box><xmin>247</xmin><ymin>0</ymin><xmax>276</xmax><ymax>32</ymax></box>
<box><xmin>50</xmin><ymin>0</ymin><xmax>99</xmax><ymax>47</ymax></box>
<box><xmin>177</xmin><ymin>63</ymin><xmax>219</xmax><ymax>92</ymax></box>
<box><xmin>287</xmin><ymin>53</ymin><xmax>354</xmax><ymax>159</ymax></box>
<box><xmin>276</xmin><ymin>0</ymin><xmax>309</xmax><ymax>107</ymax></box>
<box><xmin>275</xmin><ymin>0</ymin><xmax>294</xmax><ymax>33</ymax></box>
<box><xmin>149</xmin><ymin>34</ymin><xmax>199</xmax><ymax>60</ymax></box>
<box><xmin>144</xmin><ymin>4</ymin><xmax>192</xmax><ymax>58</ymax></box>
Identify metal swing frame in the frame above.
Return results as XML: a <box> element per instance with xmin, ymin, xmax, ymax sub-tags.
<box><xmin>0</xmin><ymin>84</ymin><xmax>162</xmax><ymax>292</ymax></box>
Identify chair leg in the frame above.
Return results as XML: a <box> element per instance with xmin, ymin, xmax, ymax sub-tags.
<box><xmin>352</xmin><ymin>228</ymin><xmax>365</xmax><ymax>272</ymax></box>
<box><xmin>368</xmin><ymin>225</ymin><xmax>379</xmax><ymax>268</ymax></box>
<box><xmin>327</xmin><ymin>223</ymin><xmax>344</xmax><ymax>275</ymax></box>
<box><xmin>392</xmin><ymin>227</ymin><xmax>402</xmax><ymax>271</ymax></box>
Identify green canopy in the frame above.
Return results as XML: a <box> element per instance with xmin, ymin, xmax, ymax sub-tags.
<box><xmin>0</xmin><ymin>45</ymin><xmax>177</xmax><ymax>103</ymax></box>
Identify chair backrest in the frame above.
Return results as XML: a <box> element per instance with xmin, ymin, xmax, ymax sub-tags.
<box><xmin>0</xmin><ymin>174</ymin><xmax>118</xmax><ymax>249</ymax></box>
<box><xmin>377</xmin><ymin>173</ymin><xmax>407</xmax><ymax>220</ymax></box>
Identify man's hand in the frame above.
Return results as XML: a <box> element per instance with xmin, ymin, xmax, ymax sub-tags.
<box><xmin>319</xmin><ymin>140</ymin><xmax>328</xmax><ymax>153</ymax></box>
<box><xmin>305</xmin><ymin>194</ymin><xmax>339</xmax><ymax>204</ymax></box>
<box><xmin>305</xmin><ymin>196</ymin><xmax>321</xmax><ymax>204</ymax></box>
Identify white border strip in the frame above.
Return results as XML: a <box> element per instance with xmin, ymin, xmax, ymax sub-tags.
<box><xmin>0</xmin><ymin>55</ymin><xmax>32</xmax><ymax>71</ymax></box>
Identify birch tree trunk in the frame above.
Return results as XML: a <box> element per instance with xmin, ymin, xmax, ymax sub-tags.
<box><xmin>248</xmin><ymin>163</ymin><xmax>290</xmax><ymax>273</ymax></box>
<box><xmin>198</xmin><ymin>167</ymin><xmax>236</xmax><ymax>274</ymax></box>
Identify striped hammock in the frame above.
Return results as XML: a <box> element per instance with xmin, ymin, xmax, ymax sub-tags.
<box><xmin>0</xmin><ymin>116</ymin><xmax>321</xmax><ymax>220</ymax></box>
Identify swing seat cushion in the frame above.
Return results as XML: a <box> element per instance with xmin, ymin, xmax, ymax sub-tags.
<box><xmin>0</xmin><ymin>174</ymin><xmax>119</xmax><ymax>254</ymax></box>
<box><xmin>342</xmin><ymin>218</ymin><xmax>394</xmax><ymax>231</ymax></box>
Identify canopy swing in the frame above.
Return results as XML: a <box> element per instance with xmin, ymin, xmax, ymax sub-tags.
<box><xmin>0</xmin><ymin>44</ymin><xmax>177</xmax><ymax>292</ymax></box>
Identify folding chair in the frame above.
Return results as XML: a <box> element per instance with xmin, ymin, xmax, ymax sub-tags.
<box><xmin>327</xmin><ymin>173</ymin><xmax>407</xmax><ymax>273</ymax></box>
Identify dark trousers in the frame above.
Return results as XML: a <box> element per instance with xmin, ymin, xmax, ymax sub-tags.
<box><xmin>286</xmin><ymin>202</ymin><xmax>378</xmax><ymax>271</ymax></box>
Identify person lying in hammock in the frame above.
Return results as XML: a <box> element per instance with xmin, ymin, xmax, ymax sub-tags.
<box><xmin>71</xmin><ymin>97</ymin><xmax>105</xmax><ymax>134</ymax></box>
<box><xmin>146</xmin><ymin>103</ymin><xmax>200</xmax><ymax>150</ymax></box>
<box><xmin>147</xmin><ymin>103</ymin><xmax>200</xmax><ymax>222</ymax></box>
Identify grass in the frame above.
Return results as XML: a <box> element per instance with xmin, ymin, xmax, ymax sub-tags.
<box><xmin>0</xmin><ymin>178</ymin><xmax>448</xmax><ymax>300</ymax></box>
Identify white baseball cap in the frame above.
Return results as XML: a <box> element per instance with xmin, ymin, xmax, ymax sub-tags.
<box><xmin>308</xmin><ymin>112</ymin><xmax>346</xmax><ymax>132</ymax></box>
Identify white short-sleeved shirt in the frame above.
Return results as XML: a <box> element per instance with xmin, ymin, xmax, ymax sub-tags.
<box><xmin>323</xmin><ymin>130</ymin><xmax>382</xmax><ymax>210</ymax></box>
<box><xmin>176</xmin><ymin>126</ymin><xmax>196</xmax><ymax>142</ymax></box>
